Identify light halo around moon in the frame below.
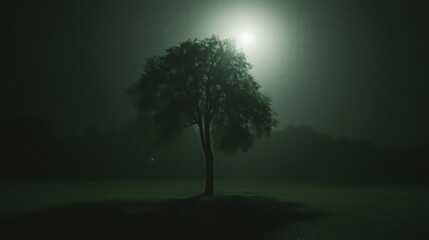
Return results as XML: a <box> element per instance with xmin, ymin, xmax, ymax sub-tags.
<box><xmin>236</xmin><ymin>30</ymin><xmax>255</xmax><ymax>51</ymax></box>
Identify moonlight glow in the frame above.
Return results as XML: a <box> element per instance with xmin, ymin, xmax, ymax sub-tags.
<box><xmin>199</xmin><ymin>3</ymin><xmax>289</xmax><ymax>89</ymax></box>
<box><xmin>236</xmin><ymin>31</ymin><xmax>255</xmax><ymax>50</ymax></box>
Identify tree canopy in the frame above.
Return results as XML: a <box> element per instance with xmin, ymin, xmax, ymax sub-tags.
<box><xmin>129</xmin><ymin>35</ymin><xmax>276</xmax><ymax>153</ymax></box>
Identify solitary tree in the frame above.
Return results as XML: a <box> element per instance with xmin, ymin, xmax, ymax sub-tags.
<box><xmin>128</xmin><ymin>35</ymin><xmax>276</xmax><ymax>196</ymax></box>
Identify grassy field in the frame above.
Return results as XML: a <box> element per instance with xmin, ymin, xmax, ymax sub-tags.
<box><xmin>1</xmin><ymin>181</ymin><xmax>428</xmax><ymax>239</ymax></box>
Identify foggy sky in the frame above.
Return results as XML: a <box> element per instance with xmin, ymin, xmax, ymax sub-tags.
<box><xmin>1</xmin><ymin>0</ymin><xmax>428</xmax><ymax>147</ymax></box>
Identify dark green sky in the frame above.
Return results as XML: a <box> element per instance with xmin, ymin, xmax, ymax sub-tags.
<box><xmin>1</xmin><ymin>0</ymin><xmax>428</xmax><ymax>147</ymax></box>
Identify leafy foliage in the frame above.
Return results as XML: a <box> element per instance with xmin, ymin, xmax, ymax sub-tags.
<box><xmin>129</xmin><ymin>35</ymin><xmax>276</xmax><ymax>152</ymax></box>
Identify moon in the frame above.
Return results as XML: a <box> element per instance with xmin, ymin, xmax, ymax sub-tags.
<box><xmin>236</xmin><ymin>31</ymin><xmax>255</xmax><ymax>51</ymax></box>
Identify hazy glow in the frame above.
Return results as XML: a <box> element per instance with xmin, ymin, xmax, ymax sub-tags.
<box><xmin>199</xmin><ymin>2</ymin><xmax>290</xmax><ymax>89</ymax></box>
<box><xmin>236</xmin><ymin>30</ymin><xmax>255</xmax><ymax>51</ymax></box>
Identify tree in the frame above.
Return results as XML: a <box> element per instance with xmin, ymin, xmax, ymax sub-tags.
<box><xmin>128</xmin><ymin>35</ymin><xmax>276</xmax><ymax>195</ymax></box>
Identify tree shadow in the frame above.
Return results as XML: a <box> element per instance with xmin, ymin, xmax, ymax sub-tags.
<box><xmin>1</xmin><ymin>195</ymin><xmax>325</xmax><ymax>240</ymax></box>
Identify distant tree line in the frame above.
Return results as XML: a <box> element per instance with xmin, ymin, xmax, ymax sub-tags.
<box><xmin>0</xmin><ymin>117</ymin><xmax>427</xmax><ymax>184</ymax></box>
<box><xmin>0</xmin><ymin>117</ymin><xmax>204</xmax><ymax>181</ymax></box>
<box><xmin>217</xmin><ymin>125</ymin><xmax>429</xmax><ymax>184</ymax></box>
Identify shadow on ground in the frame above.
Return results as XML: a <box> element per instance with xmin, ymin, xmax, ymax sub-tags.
<box><xmin>1</xmin><ymin>195</ymin><xmax>325</xmax><ymax>240</ymax></box>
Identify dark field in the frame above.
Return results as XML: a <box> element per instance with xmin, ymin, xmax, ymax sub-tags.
<box><xmin>1</xmin><ymin>181</ymin><xmax>428</xmax><ymax>240</ymax></box>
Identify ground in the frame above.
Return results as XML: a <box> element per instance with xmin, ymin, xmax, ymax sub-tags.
<box><xmin>0</xmin><ymin>181</ymin><xmax>428</xmax><ymax>239</ymax></box>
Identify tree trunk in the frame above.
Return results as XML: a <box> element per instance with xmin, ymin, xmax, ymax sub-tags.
<box><xmin>197</xmin><ymin>119</ymin><xmax>214</xmax><ymax>196</ymax></box>
<box><xmin>204</xmin><ymin>148</ymin><xmax>214</xmax><ymax>196</ymax></box>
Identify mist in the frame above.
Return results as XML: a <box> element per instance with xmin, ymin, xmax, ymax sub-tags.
<box><xmin>1</xmin><ymin>1</ymin><xmax>428</xmax><ymax>239</ymax></box>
